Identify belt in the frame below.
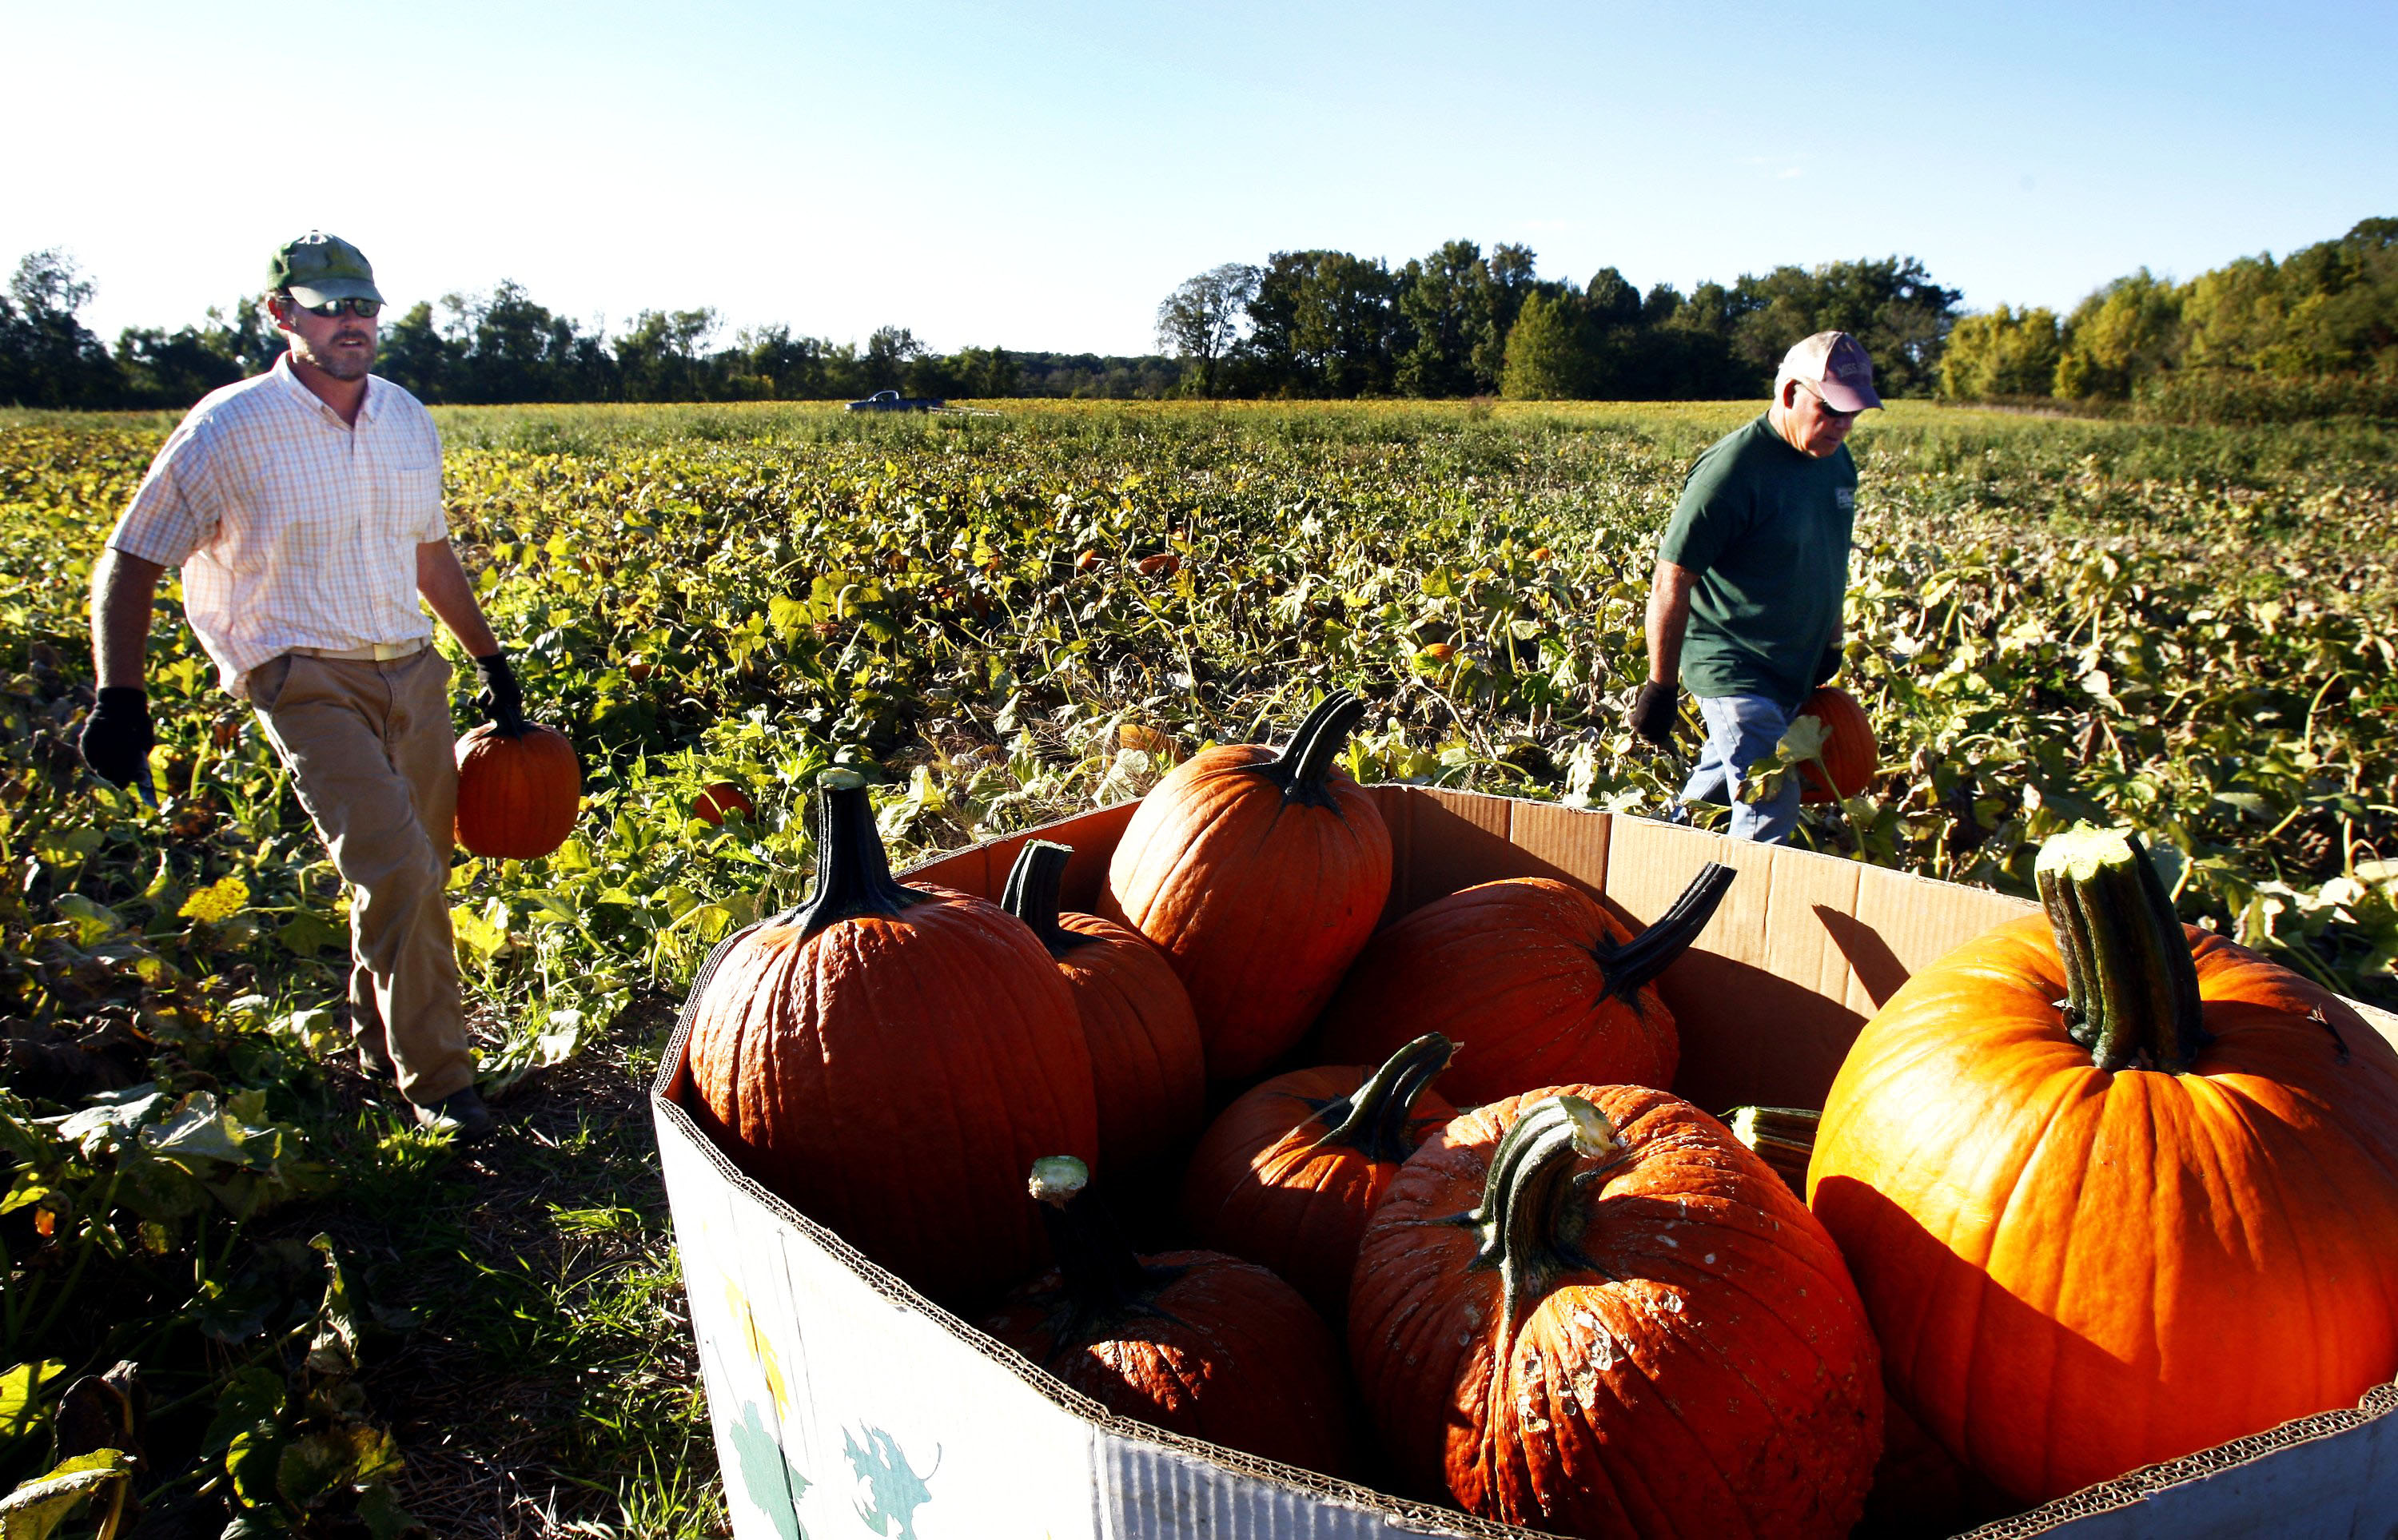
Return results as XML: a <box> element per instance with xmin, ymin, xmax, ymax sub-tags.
<box><xmin>286</xmin><ymin>638</ymin><xmax>431</xmax><ymax>663</ymax></box>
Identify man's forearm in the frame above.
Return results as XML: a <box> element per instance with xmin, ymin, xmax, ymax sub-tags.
<box><xmin>92</xmin><ymin>547</ymin><xmax>165</xmax><ymax>690</ymax></box>
<box><xmin>1643</xmin><ymin>563</ymin><xmax>1695</xmax><ymax>685</ymax></box>
<box><xmin>416</xmin><ymin>541</ymin><xmax>500</xmax><ymax>657</ymax></box>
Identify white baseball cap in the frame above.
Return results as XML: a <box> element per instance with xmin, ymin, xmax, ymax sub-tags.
<box><xmin>1779</xmin><ymin>331</ymin><xmax>1882</xmax><ymax>412</ymax></box>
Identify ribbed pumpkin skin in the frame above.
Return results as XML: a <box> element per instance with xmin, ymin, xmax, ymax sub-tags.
<box><xmin>1050</xmin><ymin>910</ymin><xmax>1205</xmax><ymax>1168</ymax></box>
<box><xmin>1181</xmin><ymin>1063</ymin><xmax>1455</xmax><ymax>1319</ymax></box>
<box><xmin>454</xmin><ymin>722</ymin><xmax>580</xmax><ymax>859</ymax></box>
<box><xmin>1100</xmin><ymin>745</ymin><xmax>1392</xmax><ymax>1079</ymax></box>
<box><xmin>1795</xmin><ymin>686</ymin><xmax>1874</xmax><ymax>803</ymax></box>
<box><xmin>983</xmin><ymin>1248</ymin><xmax>1351</xmax><ymax>1475</ymax></box>
<box><xmin>684</xmin><ymin>889</ymin><xmax>1097</xmax><ymax>1302</ymax></box>
<box><xmin>1352</xmin><ymin>1086</ymin><xmax>1882</xmax><ymax>1539</ymax></box>
<box><xmin>1808</xmin><ymin>913</ymin><xmax>2398</xmax><ymax>1503</ymax></box>
<box><xmin>1317</xmin><ymin>878</ymin><xmax>1676</xmax><ymax>1104</ymax></box>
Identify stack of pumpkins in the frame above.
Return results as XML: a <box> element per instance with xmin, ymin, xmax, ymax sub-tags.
<box><xmin>677</xmin><ymin>694</ymin><xmax>2398</xmax><ymax>1538</ymax></box>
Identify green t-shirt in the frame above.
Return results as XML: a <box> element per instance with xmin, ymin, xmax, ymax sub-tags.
<box><xmin>1656</xmin><ymin>414</ymin><xmax>1856</xmax><ymax>710</ymax></box>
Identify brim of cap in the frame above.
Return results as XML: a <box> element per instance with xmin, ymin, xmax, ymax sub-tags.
<box><xmin>287</xmin><ymin>278</ymin><xmax>384</xmax><ymax>305</ymax></box>
<box><xmin>1818</xmin><ymin>379</ymin><xmax>1882</xmax><ymax>412</ymax></box>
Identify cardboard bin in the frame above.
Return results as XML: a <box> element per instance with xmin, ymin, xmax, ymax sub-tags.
<box><xmin>651</xmin><ymin>786</ymin><xmax>2398</xmax><ymax>1539</ymax></box>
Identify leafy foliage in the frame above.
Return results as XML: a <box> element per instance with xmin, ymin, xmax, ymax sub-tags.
<box><xmin>2</xmin><ymin>398</ymin><xmax>2394</xmax><ymax>1527</ymax></box>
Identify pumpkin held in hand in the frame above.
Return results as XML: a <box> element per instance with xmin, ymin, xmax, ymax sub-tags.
<box><xmin>1181</xmin><ymin>1033</ymin><xmax>1456</xmax><ymax>1320</ymax></box>
<box><xmin>984</xmin><ymin>1156</ymin><xmax>1351</xmax><ymax>1475</ymax></box>
<box><xmin>1101</xmin><ymin>691</ymin><xmax>1392</xmax><ymax>1080</ymax></box>
<box><xmin>454</xmin><ymin>721</ymin><xmax>580</xmax><ymax>859</ymax></box>
<box><xmin>1317</xmin><ymin>864</ymin><xmax>1734</xmax><ymax>1105</ymax></box>
<box><xmin>1352</xmin><ymin>1089</ymin><xmax>1882</xmax><ymax>1538</ymax></box>
<box><xmin>682</xmin><ymin>776</ymin><xmax>1097</xmax><ymax>1301</ymax></box>
<box><xmin>1002</xmin><ymin>840</ymin><xmax>1204</xmax><ymax>1168</ymax></box>
<box><xmin>1810</xmin><ymin>824</ymin><xmax>2398</xmax><ymax>1502</ymax></box>
<box><xmin>1794</xmin><ymin>685</ymin><xmax>1874</xmax><ymax>803</ymax></box>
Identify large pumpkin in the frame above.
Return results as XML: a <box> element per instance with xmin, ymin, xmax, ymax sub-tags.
<box><xmin>683</xmin><ymin>776</ymin><xmax>1097</xmax><ymax>1301</ymax></box>
<box><xmin>454</xmin><ymin>721</ymin><xmax>580</xmax><ymax>859</ymax></box>
<box><xmin>1352</xmin><ymin>1089</ymin><xmax>1882</xmax><ymax>1538</ymax></box>
<box><xmin>1180</xmin><ymin>1033</ymin><xmax>1456</xmax><ymax>1320</ymax></box>
<box><xmin>1317</xmin><ymin>865</ymin><xmax>1734</xmax><ymax>1105</ymax></box>
<box><xmin>1794</xmin><ymin>685</ymin><xmax>1874</xmax><ymax>803</ymax></box>
<box><xmin>1100</xmin><ymin>691</ymin><xmax>1392</xmax><ymax>1080</ymax></box>
<box><xmin>1002</xmin><ymin>840</ymin><xmax>1204</xmax><ymax>1168</ymax></box>
<box><xmin>984</xmin><ymin>1156</ymin><xmax>1351</xmax><ymax>1475</ymax></box>
<box><xmin>1809</xmin><ymin>825</ymin><xmax>2398</xmax><ymax>1502</ymax></box>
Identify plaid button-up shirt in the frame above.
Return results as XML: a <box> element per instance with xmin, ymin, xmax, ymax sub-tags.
<box><xmin>108</xmin><ymin>353</ymin><xmax>450</xmax><ymax>698</ymax></box>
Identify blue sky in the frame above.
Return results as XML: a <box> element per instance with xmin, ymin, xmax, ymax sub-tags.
<box><xmin>6</xmin><ymin>0</ymin><xmax>2392</xmax><ymax>357</ymax></box>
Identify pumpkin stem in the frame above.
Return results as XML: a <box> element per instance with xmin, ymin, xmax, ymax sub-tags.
<box><xmin>1464</xmin><ymin>1094</ymin><xmax>1627</xmax><ymax>1337</ymax></box>
<box><xmin>2035</xmin><ymin>825</ymin><xmax>2208</xmax><ymax>1073</ymax></box>
<box><xmin>1002</xmin><ymin>840</ymin><xmax>1090</xmax><ymax>957</ymax></box>
<box><xmin>1592</xmin><ymin>862</ymin><xmax>1735</xmax><ymax>1001</ymax></box>
<box><xmin>1307</xmin><ymin>1033</ymin><xmax>1456</xmax><ymax>1164</ymax></box>
<box><xmin>1026</xmin><ymin>1156</ymin><xmax>1147</xmax><ymax>1319</ymax></box>
<box><xmin>1259</xmin><ymin>691</ymin><xmax>1368</xmax><ymax>810</ymax></box>
<box><xmin>1723</xmin><ymin>1104</ymin><xmax>1819</xmax><ymax>1196</ymax></box>
<box><xmin>788</xmin><ymin>772</ymin><xmax>928</xmax><ymax>941</ymax></box>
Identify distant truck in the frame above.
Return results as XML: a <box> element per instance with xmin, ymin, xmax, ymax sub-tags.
<box><xmin>846</xmin><ymin>389</ymin><xmax>945</xmax><ymax>412</ymax></box>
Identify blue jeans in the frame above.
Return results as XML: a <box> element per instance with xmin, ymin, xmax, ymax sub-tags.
<box><xmin>1679</xmin><ymin>694</ymin><xmax>1802</xmax><ymax>844</ymax></box>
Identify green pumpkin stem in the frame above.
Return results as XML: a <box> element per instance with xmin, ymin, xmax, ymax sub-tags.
<box><xmin>1594</xmin><ymin>862</ymin><xmax>1736</xmax><ymax>1001</ymax></box>
<box><xmin>1307</xmin><ymin>1033</ymin><xmax>1456</xmax><ymax>1164</ymax></box>
<box><xmin>2035</xmin><ymin>825</ymin><xmax>2207</xmax><ymax>1072</ymax></box>
<box><xmin>1002</xmin><ymin>840</ymin><xmax>1090</xmax><ymax>957</ymax></box>
<box><xmin>1026</xmin><ymin>1156</ymin><xmax>1146</xmax><ymax>1319</ymax></box>
<box><xmin>1723</xmin><ymin>1104</ymin><xmax>1819</xmax><ymax>1196</ymax></box>
<box><xmin>790</xmin><ymin>773</ymin><xmax>927</xmax><ymax>941</ymax></box>
<box><xmin>1464</xmin><ymin>1094</ymin><xmax>1627</xmax><ymax>1338</ymax></box>
<box><xmin>1259</xmin><ymin>691</ymin><xmax>1368</xmax><ymax>809</ymax></box>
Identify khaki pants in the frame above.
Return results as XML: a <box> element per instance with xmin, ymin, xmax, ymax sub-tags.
<box><xmin>247</xmin><ymin>650</ymin><xmax>472</xmax><ymax>1104</ymax></box>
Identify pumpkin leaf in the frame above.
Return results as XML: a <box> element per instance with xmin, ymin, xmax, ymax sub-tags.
<box><xmin>305</xmin><ymin>1235</ymin><xmax>364</xmax><ymax>1376</ymax></box>
<box><xmin>0</xmin><ymin>1362</ymin><xmax>65</xmax><ymax>1446</ymax></box>
<box><xmin>276</xmin><ymin>1423</ymin><xmax>402</xmax><ymax>1510</ymax></box>
<box><xmin>0</xmin><ymin>1449</ymin><xmax>133</xmax><ymax>1540</ymax></box>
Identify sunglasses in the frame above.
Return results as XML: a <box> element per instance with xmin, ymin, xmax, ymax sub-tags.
<box><xmin>289</xmin><ymin>296</ymin><xmax>383</xmax><ymax>319</ymax></box>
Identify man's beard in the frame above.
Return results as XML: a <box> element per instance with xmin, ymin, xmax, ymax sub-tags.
<box><xmin>297</xmin><ymin>332</ymin><xmax>377</xmax><ymax>380</ymax></box>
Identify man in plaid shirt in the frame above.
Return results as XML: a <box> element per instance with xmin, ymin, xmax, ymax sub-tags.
<box><xmin>81</xmin><ymin>232</ymin><xmax>526</xmax><ymax>1141</ymax></box>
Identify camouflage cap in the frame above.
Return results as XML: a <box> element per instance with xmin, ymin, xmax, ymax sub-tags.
<box><xmin>268</xmin><ymin>232</ymin><xmax>383</xmax><ymax>306</ymax></box>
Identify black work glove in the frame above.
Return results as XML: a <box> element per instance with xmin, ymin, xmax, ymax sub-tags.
<box><xmin>472</xmin><ymin>651</ymin><xmax>529</xmax><ymax>737</ymax></box>
<box><xmin>1810</xmin><ymin>643</ymin><xmax>1842</xmax><ymax>689</ymax></box>
<box><xmin>80</xmin><ymin>686</ymin><xmax>154</xmax><ymax>788</ymax></box>
<box><xmin>1631</xmin><ymin>680</ymin><xmax>1679</xmax><ymax>747</ymax></box>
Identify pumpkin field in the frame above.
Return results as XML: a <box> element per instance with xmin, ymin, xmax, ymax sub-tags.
<box><xmin>4</xmin><ymin>398</ymin><xmax>2397</xmax><ymax>1536</ymax></box>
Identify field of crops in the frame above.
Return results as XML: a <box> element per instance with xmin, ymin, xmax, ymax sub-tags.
<box><xmin>3</xmin><ymin>397</ymin><xmax>2396</xmax><ymax>1535</ymax></box>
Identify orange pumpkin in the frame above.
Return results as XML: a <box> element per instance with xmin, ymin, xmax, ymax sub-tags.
<box><xmin>1180</xmin><ymin>1033</ymin><xmax>1456</xmax><ymax>1319</ymax></box>
<box><xmin>1002</xmin><ymin>841</ymin><xmax>1204</xmax><ymax>1168</ymax></box>
<box><xmin>693</xmin><ymin>781</ymin><xmax>753</xmax><ymax>826</ymax></box>
<box><xmin>985</xmin><ymin>1156</ymin><xmax>1351</xmax><ymax>1475</ymax></box>
<box><xmin>1352</xmin><ymin>1089</ymin><xmax>1882</xmax><ymax>1537</ymax></box>
<box><xmin>1809</xmin><ymin>825</ymin><xmax>2398</xmax><ymax>1502</ymax></box>
<box><xmin>1100</xmin><ymin>692</ymin><xmax>1392</xmax><ymax>1080</ymax></box>
<box><xmin>1795</xmin><ymin>685</ymin><xmax>1874</xmax><ymax>803</ymax></box>
<box><xmin>683</xmin><ymin>778</ymin><xmax>1097</xmax><ymax>1301</ymax></box>
<box><xmin>454</xmin><ymin>722</ymin><xmax>580</xmax><ymax>859</ymax></box>
<box><xmin>1317</xmin><ymin>865</ymin><xmax>1733</xmax><ymax>1105</ymax></box>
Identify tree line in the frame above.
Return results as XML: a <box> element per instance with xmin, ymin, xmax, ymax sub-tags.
<box><xmin>0</xmin><ymin>257</ymin><xmax>1173</xmax><ymax>410</ymax></box>
<box><xmin>6</xmin><ymin>218</ymin><xmax>2390</xmax><ymax>419</ymax></box>
<box><xmin>1937</xmin><ymin>217</ymin><xmax>2396</xmax><ymax>421</ymax></box>
<box><xmin>1154</xmin><ymin>243</ymin><xmax>1961</xmax><ymax>401</ymax></box>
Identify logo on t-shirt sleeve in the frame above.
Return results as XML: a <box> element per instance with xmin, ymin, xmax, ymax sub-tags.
<box><xmin>1835</xmin><ymin>487</ymin><xmax>1855</xmax><ymax>511</ymax></box>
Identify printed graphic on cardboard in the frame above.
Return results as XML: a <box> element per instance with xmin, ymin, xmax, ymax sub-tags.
<box><xmin>727</xmin><ymin>1398</ymin><xmax>811</xmax><ymax>1540</ymax></box>
<box><xmin>846</xmin><ymin>1425</ymin><xmax>941</xmax><ymax>1539</ymax></box>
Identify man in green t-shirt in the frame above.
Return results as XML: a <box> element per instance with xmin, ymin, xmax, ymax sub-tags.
<box><xmin>1630</xmin><ymin>331</ymin><xmax>1880</xmax><ymax>842</ymax></box>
